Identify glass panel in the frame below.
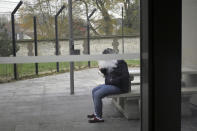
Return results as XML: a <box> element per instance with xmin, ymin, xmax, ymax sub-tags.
<box><xmin>0</xmin><ymin>0</ymin><xmax>141</xmax><ymax>130</ymax></box>
<box><xmin>0</xmin><ymin>13</ymin><xmax>14</xmax><ymax>81</ymax></box>
<box><xmin>182</xmin><ymin>0</ymin><xmax>197</xmax><ymax>130</ymax></box>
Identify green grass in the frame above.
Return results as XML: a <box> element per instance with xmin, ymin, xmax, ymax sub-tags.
<box><xmin>126</xmin><ymin>60</ymin><xmax>140</xmax><ymax>67</ymax></box>
<box><xmin>17</xmin><ymin>63</ymin><xmax>35</xmax><ymax>77</ymax></box>
<box><xmin>0</xmin><ymin>64</ymin><xmax>14</xmax><ymax>77</ymax></box>
<box><xmin>0</xmin><ymin>60</ymin><xmax>139</xmax><ymax>82</ymax></box>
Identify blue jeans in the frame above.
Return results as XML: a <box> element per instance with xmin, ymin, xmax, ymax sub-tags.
<box><xmin>92</xmin><ymin>84</ymin><xmax>122</xmax><ymax>118</ymax></box>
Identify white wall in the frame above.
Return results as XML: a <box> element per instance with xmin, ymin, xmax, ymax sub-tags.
<box><xmin>16</xmin><ymin>37</ymin><xmax>140</xmax><ymax>56</ymax></box>
<box><xmin>182</xmin><ymin>0</ymin><xmax>197</xmax><ymax>69</ymax></box>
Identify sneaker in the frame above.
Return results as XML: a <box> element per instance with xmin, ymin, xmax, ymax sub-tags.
<box><xmin>88</xmin><ymin>117</ymin><xmax>104</xmax><ymax>123</ymax></box>
<box><xmin>87</xmin><ymin>114</ymin><xmax>96</xmax><ymax>118</ymax></box>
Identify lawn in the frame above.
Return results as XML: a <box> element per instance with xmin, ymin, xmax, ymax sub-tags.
<box><xmin>0</xmin><ymin>60</ymin><xmax>139</xmax><ymax>82</ymax></box>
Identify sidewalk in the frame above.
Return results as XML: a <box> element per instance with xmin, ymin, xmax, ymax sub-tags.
<box><xmin>0</xmin><ymin>68</ymin><xmax>140</xmax><ymax>131</ymax></box>
<box><xmin>0</xmin><ymin>67</ymin><xmax>197</xmax><ymax>131</ymax></box>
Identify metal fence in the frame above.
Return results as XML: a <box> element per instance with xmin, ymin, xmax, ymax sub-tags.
<box><xmin>0</xmin><ymin>0</ymin><xmax>140</xmax><ymax>83</ymax></box>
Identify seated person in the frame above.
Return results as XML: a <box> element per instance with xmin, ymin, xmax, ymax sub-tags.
<box><xmin>88</xmin><ymin>48</ymin><xmax>131</xmax><ymax>123</ymax></box>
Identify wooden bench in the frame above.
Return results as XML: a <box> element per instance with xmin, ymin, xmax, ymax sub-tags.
<box><xmin>107</xmin><ymin>87</ymin><xmax>197</xmax><ymax>120</ymax></box>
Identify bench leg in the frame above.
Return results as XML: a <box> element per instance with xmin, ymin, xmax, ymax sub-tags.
<box><xmin>182</xmin><ymin>96</ymin><xmax>192</xmax><ymax>117</ymax></box>
<box><xmin>112</xmin><ymin>98</ymin><xmax>124</xmax><ymax>114</ymax></box>
<box><xmin>112</xmin><ymin>98</ymin><xmax>140</xmax><ymax>120</ymax></box>
<box><xmin>123</xmin><ymin>99</ymin><xmax>140</xmax><ymax>120</ymax></box>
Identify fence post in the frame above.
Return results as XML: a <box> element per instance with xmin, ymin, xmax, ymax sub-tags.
<box><xmin>11</xmin><ymin>1</ymin><xmax>23</xmax><ymax>80</ymax></box>
<box><xmin>122</xmin><ymin>6</ymin><xmax>124</xmax><ymax>54</ymax></box>
<box><xmin>55</xmin><ymin>5</ymin><xmax>65</xmax><ymax>73</ymax></box>
<box><xmin>87</xmin><ymin>16</ymin><xmax>90</xmax><ymax>67</ymax></box>
<box><xmin>87</xmin><ymin>8</ymin><xmax>96</xmax><ymax>68</ymax></box>
<box><xmin>68</xmin><ymin>0</ymin><xmax>75</xmax><ymax>95</ymax></box>
<box><xmin>33</xmin><ymin>16</ymin><xmax>38</xmax><ymax>75</ymax></box>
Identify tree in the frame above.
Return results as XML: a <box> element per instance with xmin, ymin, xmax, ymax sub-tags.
<box><xmin>18</xmin><ymin>0</ymin><xmax>58</xmax><ymax>39</ymax></box>
<box><xmin>93</xmin><ymin>0</ymin><xmax>115</xmax><ymax>35</ymax></box>
<box><xmin>74</xmin><ymin>0</ymin><xmax>117</xmax><ymax>35</ymax></box>
<box><xmin>86</xmin><ymin>0</ymin><xmax>140</xmax><ymax>35</ymax></box>
<box><xmin>123</xmin><ymin>0</ymin><xmax>140</xmax><ymax>34</ymax></box>
<box><xmin>0</xmin><ymin>23</ymin><xmax>19</xmax><ymax>56</ymax></box>
<box><xmin>19</xmin><ymin>0</ymin><xmax>88</xmax><ymax>39</ymax></box>
<box><xmin>18</xmin><ymin>0</ymin><xmax>140</xmax><ymax>38</ymax></box>
<box><xmin>113</xmin><ymin>0</ymin><xmax>140</xmax><ymax>35</ymax></box>
<box><xmin>73</xmin><ymin>0</ymin><xmax>100</xmax><ymax>36</ymax></box>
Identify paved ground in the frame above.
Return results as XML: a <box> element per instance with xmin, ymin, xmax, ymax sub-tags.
<box><xmin>0</xmin><ymin>68</ymin><xmax>196</xmax><ymax>131</ymax></box>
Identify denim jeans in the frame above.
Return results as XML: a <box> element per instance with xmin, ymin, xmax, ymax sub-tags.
<box><xmin>92</xmin><ymin>84</ymin><xmax>122</xmax><ymax>118</ymax></box>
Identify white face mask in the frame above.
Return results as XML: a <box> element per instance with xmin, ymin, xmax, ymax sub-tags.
<box><xmin>98</xmin><ymin>60</ymin><xmax>118</xmax><ymax>72</ymax></box>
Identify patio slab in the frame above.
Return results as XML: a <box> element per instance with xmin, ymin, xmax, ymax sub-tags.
<box><xmin>0</xmin><ymin>68</ymin><xmax>196</xmax><ymax>131</ymax></box>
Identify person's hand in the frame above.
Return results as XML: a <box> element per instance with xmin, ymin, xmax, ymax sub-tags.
<box><xmin>98</xmin><ymin>70</ymin><xmax>104</xmax><ymax>77</ymax></box>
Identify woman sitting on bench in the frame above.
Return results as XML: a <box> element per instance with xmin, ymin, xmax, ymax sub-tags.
<box><xmin>88</xmin><ymin>48</ymin><xmax>131</xmax><ymax>123</ymax></box>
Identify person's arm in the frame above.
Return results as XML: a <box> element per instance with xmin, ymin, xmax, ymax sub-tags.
<box><xmin>107</xmin><ymin>61</ymin><xmax>129</xmax><ymax>85</ymax></box>
<box><xmin>99</xmin><ymin>68</ymin><xmax>107</xmax><ymax>76</ymax></box>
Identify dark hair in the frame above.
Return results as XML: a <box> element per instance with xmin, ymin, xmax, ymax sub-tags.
<box><xmin>102</xmin><ymin>48</ymin><xmax>116</xmax><ymax>54</ymax></box>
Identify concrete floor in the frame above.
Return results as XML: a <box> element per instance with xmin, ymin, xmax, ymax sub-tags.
<box><xmin>0</xmin><ymin>68</ymin><xmax>196</xmax><ymax>131</ymax></box>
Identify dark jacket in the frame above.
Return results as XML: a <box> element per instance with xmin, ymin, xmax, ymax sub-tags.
<box><xmin>100</xmin><ymin>60</ymin><xmax>131</xmax><ymax>93</ymax></box>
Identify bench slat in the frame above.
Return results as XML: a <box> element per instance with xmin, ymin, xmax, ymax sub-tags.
<box><xmin>107</xmin><ymin>90</ymin><xmax>140</xmax><ymax>98</ymax></box>
<box><xmin>107</xmin><ymin>87</ymin><xmax>197</xmax><ymax>98</ymax></box>
<box><xmin>182</xmin><ymin>87</ymin><xmax>197</xmax><ymax>95</ymax></box>
<box><xmin>129</xmin><ymin>70</ymin><xmax>140</xmax><ymax>76</ymax></box>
